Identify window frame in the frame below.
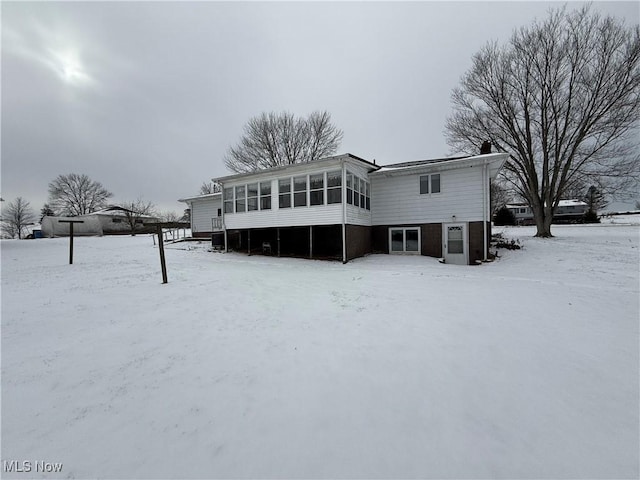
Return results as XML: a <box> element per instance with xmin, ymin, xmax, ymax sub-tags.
<box><xmin>309</xmin><ymin>173</ymin><xmax>324</xmax><ymax>206</ymax></box>
<box><xmin>260</xmin><ymin>181</ymin><xmax>271</xmax><ymax>210</ymax></box>
<box><xmin>223</xmin><ymin>187</ymin><xmax>234</xmax><ymax>213</ymax></box>
<box><xmin>235</xmin><ymin>185</ymin><xmax>246</xmax><ymax>213</ymax></box>
<box><xmin>420</xmin><ymin>174</ymin><xmax>442</xmax><ymax>195</ymax></box>
<box><xmin>294</xmin><ymin>175</ymin><xmax>307</xmax><ymax>208</ymax></box>
<box><xmin>279</xmin><ymin>178</ymin><xmax>292</xmax><ymax>209</ymax></box>
<box><xmin>247</xmin><ymin>183</ymin><xmax>258</xmax><ymax>211</ymax></box>
<box><xmin>388</xmin><ymin>227</ymin><xmax>421</xmax><ymax>255</ymax></box>
<box><xmin>326</xmin><ymin>170</ymin><xmax>342</xmax><ymax>204</ymax></box>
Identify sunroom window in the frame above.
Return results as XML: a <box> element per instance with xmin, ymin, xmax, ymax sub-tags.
<box><xmin>247</xmin><ymin>183</ymin><xmax>258</xmax><ymax>211</ymax></box>
<box><xmin>327</xmin><ymin>170</ymin><xmax>342</xmax><ymax>204</ymax></box>
<box><xmin>309</xmin><ymin>173</ymin><xmax>324</xmax><ymax>206</ymax></box>
<box><xmin>223</xmin><ymin>187</ymin><xmax>234</xmax><ymax>213</ymax></box>
<box><xmin>294</xmin><ymin>175</ymin><xmax>307</xmax><ymax>207</ymax></box>
<box><xmin>279</xmin><ymin>178</ymin><xmax>291</xmax><ymax>209</ymax></box>
<box><xmin>235</xmin><ymin>185</ymin><xmax>246</xmax><ymax>213</ymax></box>
<box><xmin>260</xmin><ymin>182</ymin><xmax>271</xmax><ymax>210</ymax></box>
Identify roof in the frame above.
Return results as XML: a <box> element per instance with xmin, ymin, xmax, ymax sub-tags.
<box><xmin>212</xmin><ymin>153</ymin><xmax>379</xmax><ymax>184</ymax></box>
<box><xmin>178</xmin><ymin>192</ymin><xmax>222</xmax><ymax>203</ymax></box>
<box><xmin>507</xmin><ymin>199</ymin><xmax>588</xmax><ymax>208</ymax></box>
<box><xmin>371</xmin><ymin>152</ymin><xmax>509</xmax><ymax>177</ymax></box>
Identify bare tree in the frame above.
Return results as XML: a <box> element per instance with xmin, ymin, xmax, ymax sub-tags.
<box><xmin>161</xmin><ymin>211</ymin><xmax>180</xmax><ymax>222</ymax></box>
<box><xmin>199</xmin><ymin>182</ymin><xmax>221</xmax><ymax>195</ymax></box>
<box><xmin>48</xmin><ymin>174</ymin><xmax>113</xmax><ymax>216</ymax></box>
<box><xmin>120</xmin><ymin>199</ymin><xmax>156</xmax><ymax>235</ymax></box>
<box><xmin>40</xmin><ymin>203</ymin><xmax>56</xmax><ymax>222</ymax></box>
<box><xmin>490</xmin><ymin>180</ymin><xmax>512</xmax><ymax>215</ymax></box>
<box><xmin>445</xmin><ymin>6</ymin><xmax>640</xmax><ymax>237</ymax></box>
<box><xmin>224</xmin><ymin>111</ymin><xmax>344</xmax><ymax>173</ymax></box>
<box><xmin>1</xmin><ymin>197</ymin><xmax>36</xmax><ymax>239</ymax></box>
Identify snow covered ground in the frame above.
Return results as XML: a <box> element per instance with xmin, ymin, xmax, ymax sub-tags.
<box><xmin>2</xmin><ymin>221</ymin><xmax>638</xmax><ymax>479</ymax></box>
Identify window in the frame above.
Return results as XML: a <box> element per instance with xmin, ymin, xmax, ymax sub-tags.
<box><xmin>389</xmin><ymin>228</ymin><xmax>421</xmax><ymax>254</ymax></box>
<box><xmin>346</xmin><ymin>173</ymin><xmax>353</xmax><ymax>204</ymax></box>
<box><xmin>260</xmin><ymin>182</ymin><xmax>271</xmax><ymax>210</ymax></box>
<box><xmin>247</xmin><ymin>183</ymin><xmax>258</xmax><ymax>211</ymax></box>
<box><xmin>224</xmin><ymin>187</ymin><xmax>234</xmax><ymax>213</ymax></box>
<box><xmin>431</xmin><ymin>174</ymin><xmax>440</xmax><ymax>193</ymax></box>
<box><xmin>359</xmin><ymin>178</ymin><xmax>365</xmax><ymax>208</ymax></box>
<box><xmin>420</xmin><ymin>174</ymin><xmax>441</xmax><ymax>194</ymax></box>
<box><xmin>365</xmin><ymin>182</ymin><xmax>370</xmax><ymax>210</ymax></box>
<box><xmin>327</xmin><ymin>170</ymin><xmax>342</xmax><ymax>204</ymax></box>
<box><xmin>353</xmin><ymin>175</ymin><xmax>360</xmax><ymax>207</ymax></box>
<box><xmin>447</xmin><ymin>226</ymin><xmax>464</xmax><ymax>254</ymax></box>
<box><xmin>235</xmin><ymin>185</ymin><xmax>246</xmax><ymax>213</ymax></box>
<box><xmin>112</xmin><ymin>218</ymin><xmax>122</xmax><ymax>223</ymax></box>
<box><xmin>294</xmin><ymin>175</ymin><xmax>307</xmax><ymax>207</ymax></box>
<box><xmin>279</xmin><ymin>178</ymin><xmax>291</xmax><ymax>209</ymax></box>
<box><xmin>310</xmin><ymin>173</ymin><xmax>324</xmax><ymax>206</ymax></box>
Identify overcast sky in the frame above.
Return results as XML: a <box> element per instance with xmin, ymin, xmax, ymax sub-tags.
<box><xmin>2</xmin><ymin>1</ymin><xmax>638</xmax><ymax>214</ymax></box>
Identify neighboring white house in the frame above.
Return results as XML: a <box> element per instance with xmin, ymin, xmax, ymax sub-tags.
<box><xmin>41</xmin><ymin>206</ymin><xmax>159</xmax><ymax>237</ymax></box>
<box><xmin>188</xmin><ymin>152</ymin><xmax>508</xmax><ymax>265</ymax></box>
<box><xmin>506</xmin><ymin>199</ymin><xmax>589</xmax><ymax>225</ymax></box>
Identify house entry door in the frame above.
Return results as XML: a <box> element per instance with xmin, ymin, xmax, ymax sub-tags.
<box><xmin>443</xmin><ymin>223</ymin><xmax>467</xmax><ymax>265</ymax></box>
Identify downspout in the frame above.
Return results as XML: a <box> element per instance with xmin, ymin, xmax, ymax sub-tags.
<box><xmin>341</xmin><ymin>160</ymin><xmax>347</xmax><ymax>264</ymax></box>
<box><xmin>483</xmin><ymin>161</ymin><xmax>489</xmax><ymax>261</ymax></box>
<box><xmin>220</xmin><ymin>180</ymin><xmax>228</xmax><ymax>253</ymax></box>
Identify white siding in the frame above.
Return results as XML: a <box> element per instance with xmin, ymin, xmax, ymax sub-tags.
<box><xmin>223</xmin><ymin>161</ymin><xmax>348</xmax><ymax>229</ymax></box>
<box><xmin>371</xmin><ymin>165</ymin><xmax>486</xmax><ymax>225</ymax></box>
<box><xmin>191</xmin><ymin>197</ymin><xmax>221</xmax><ymax>233</ymax></box>
<box><xmin>225</xmin><ymin>202</ymin><xmax>343</xmax><ymax>229</ymax></box>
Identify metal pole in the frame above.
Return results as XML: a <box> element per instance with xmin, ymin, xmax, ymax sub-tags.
<box><xmin>69</xmin><ymin>222</ymin><xmax>74</xmax><ymax>264</ymax></box>
<box><xmin>157</xmin><ymin>225</ymin><xmax>168</xmax><ymax>284</ymax></box>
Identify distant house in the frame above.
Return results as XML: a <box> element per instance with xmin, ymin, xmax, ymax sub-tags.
<box><xmin>506</xmin><ymin>200</ymin><xmax>589</xmax><ymax>225</ymax></box>
<box><xmin>41</xmin><ymin>206</ymin><xmax>159</xmax><ymax>237</ymax></box>
<box><xmin>182</xmin><ymin>152</ymin><xmax>508</xmax><ymax>265</ymax></box>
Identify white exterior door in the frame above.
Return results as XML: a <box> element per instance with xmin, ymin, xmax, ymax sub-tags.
<box><xmin>443</xmin><ymin>223</ymin><xmax>467</xmax><ymax>265</ymax></box>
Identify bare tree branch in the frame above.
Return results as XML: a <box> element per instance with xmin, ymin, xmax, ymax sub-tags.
<box><xmin>224</xmin><ymin>111</ymin><xmax>343</xmax><ymax>173</ymax></box>
<box><xmin>445</xmin><ymin>5</ymin><xmax>640</xmax><ymax>236</ymax></box>
<box><xmin>48</xmin><ymin>174</ymin><xmax>113</xmax><ymax>216</ymax></box>
<box><xmin>1</xmin><ymin>197</ymin><xmax>36</xmax><ymax>239</ymax></box>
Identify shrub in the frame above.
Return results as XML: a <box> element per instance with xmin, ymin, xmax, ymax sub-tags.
<box><xmin>582</xmin><ymin>210</ymin><xmax>600</xmax><ymax>223</ymax></box>
<box><xmin>494</xmin><ymin>206</ymin><xmax>516</xmax><ymax>226</ymax></box>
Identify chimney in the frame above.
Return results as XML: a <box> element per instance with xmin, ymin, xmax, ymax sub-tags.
<box><xmin>480</xmin><ymin>140</ymin><xmax>492</xmax><ymax>154</ymax></box>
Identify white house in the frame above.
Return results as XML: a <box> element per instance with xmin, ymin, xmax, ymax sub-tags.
<box><xmin>186</xmin><ymin>151</ymin><xmax>508</xmax><ymax>265</ymax></box>
<box><xmin>506</xmin><ymin>199</ymin><xmax>589</xmax><ymax>225</ymax></box>
<box><xmin>41</xmin><ymin>206</ymin><xmax>158</xmax><ymax>237</ymax></box>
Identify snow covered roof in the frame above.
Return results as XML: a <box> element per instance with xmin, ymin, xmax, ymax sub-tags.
<box><xmin>371</xmin><ymin>152</ymin><xmax>509</xmax><ymax>178</ymax></box>
<box><xmin>212</xmin><ymin>153</ymin><xmax>379</xmax><ymax>184</ymax></box>
<box><xmin>178</xmin><ymin>192</ymin><xmax>222</xmax><ymax>203</ymax></box>
<box><xmin>507</xmin><ymin>199</ymin><xmax>588</xmax><ymax>209</ymax></box>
